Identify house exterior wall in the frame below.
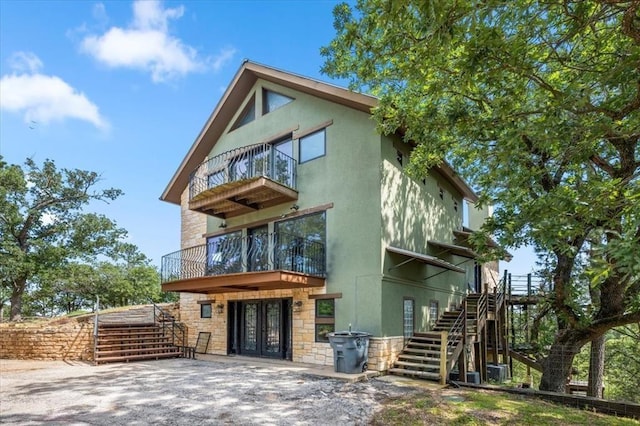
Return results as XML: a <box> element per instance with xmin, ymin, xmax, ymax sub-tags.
<box><xmin>170</xmin><ymin>70</ymin><xmax>497</xmax><ymax>371</ymax></box>
<box><xmin>177</xmin><ymin>79</ymin><xmax>384</xmax><ymax>365</ymax></box>
<box><xmin>378</xmin><ymin>136</ymin><xmax>472</xmax><ymax>337</ymax></box>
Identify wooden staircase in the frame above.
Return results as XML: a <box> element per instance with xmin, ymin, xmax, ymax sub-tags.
<box><xmin>388</xmin><ymin>331</ymin><xmax>455</xmax><ymax>381</ymax></box>
<box><xmin>94</xmin><ymin>305</ymin><xmax>186</xmax><ymax>364</ymax></box>
<box><xmin>389</xmin><ymin>291</ymin><xmax>492</xmax><ymax>384</ymax></box>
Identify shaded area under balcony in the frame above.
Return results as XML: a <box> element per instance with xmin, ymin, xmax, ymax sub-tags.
<box><xmin>161</xmin><ymin>232</ymin><xmax>325</xmax><ymax>294</ymax></box>
<box><xmin>189</xmin><ymin>142</ymin><xmax>298</xmax><ymax>218</ymax></box>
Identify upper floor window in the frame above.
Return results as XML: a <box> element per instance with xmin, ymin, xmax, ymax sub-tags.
<box><xmin>263</xmin><ymin>89</ymin><xmax>293</xmax><ymax>114</ymax></box>
<box><xmin>231</xmin><ymin>94</ymin><xmax>256</xmax><ymax>130</ymax></box>
<box><xmin>299</xmin><ymin>129</ymin><xmax>326</xmax><ymax>163</ymax></box>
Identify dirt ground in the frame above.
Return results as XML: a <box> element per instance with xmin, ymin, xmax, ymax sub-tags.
<box><xmin>0</xmin><ymin>357</ymin><xmax>433</xmax><ymax>425</ymax></box>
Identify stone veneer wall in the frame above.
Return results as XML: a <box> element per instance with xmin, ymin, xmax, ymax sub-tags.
<box><xmin>180</xmin><ymin>287</ymin><xmax>334</xmax><ymax>366</ymax></box>
<box><xmin>180</xmin><ymin>291</ymin><xmax>405</xmax><ymax>371</ymax></box>
<box><xmin>368</xmin><ymin>336</ymin><xmax>405</xmax><ymax>371</ymax></box>
<box><xmin>0</xmin><ymin>317</ymin><xmax>94</xmax><ymax>361</ymax></box>
<box><xmin>180</xmin><ymin>187</ymin><xmax>207</xmax><ymax>250</ymax></box>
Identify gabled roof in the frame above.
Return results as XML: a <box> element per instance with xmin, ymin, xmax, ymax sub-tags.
<box><xmin>160</xmin><ymin>60</ymin><xmax>478</xmax><ymax>205</ymax></box>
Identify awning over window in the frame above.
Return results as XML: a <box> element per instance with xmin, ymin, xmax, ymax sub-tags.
<box><xmin>428</xmin><ymin>240</ymin><xmax>477</xmax><ymax>259</ymax></box>
<box><xmin>387</xmin><ymin>246</ymin><xmax>465</xmax><ymax>273</ymax></box>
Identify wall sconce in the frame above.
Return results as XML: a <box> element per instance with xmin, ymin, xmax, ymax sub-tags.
<box><xmin>216</xmin><ymin>303</ymin><xmax>225</xmax><ymax>314</ymax></box>
<box><xmin>290</xmin><ymin>204</ymin><xmax>299</xmax><ymax>211</ymax></box>
<box><xmin>219</xmin><ymin>222</ymin><xmax>227</xmax><ymax>228</ymax></box>
<box><xmin>293</xmin><ymin>300</ymin><xmax>303</xmax><ymax>312</ymax></box>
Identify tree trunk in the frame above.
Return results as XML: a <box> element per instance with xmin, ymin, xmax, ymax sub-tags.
<box><xmin>588</xmin><ymin>335</ymin><xmax>605</xmax><ymax>398</ymax></box>
<box><xmin>9</xmin><ymin>277</ymin><xmax>26</xmax><ymax>321</ymax></box>
<box><xmin>539</xmin><ymin>340</ymin><xmax>581</xmax><ymax>392</ymax></box>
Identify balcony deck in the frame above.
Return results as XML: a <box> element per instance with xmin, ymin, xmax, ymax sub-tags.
<box><xmin>162</xmin><ymin>270</ymin><xmax>325</xmax><ymax>294</ymax></box>
<box><xmin>189</xmin><ymin>142</ymin><xmax>298</xmax><ymax>218</ymax></box>
<box><xmin>161</xmin><ymin>232</ymin><xmax>325</xmax><ymax>294</ymax></box>
<box><xmin>189</xmin><ymin>176</ymin><xmax>298</xmax><ymax>218</ymax></box>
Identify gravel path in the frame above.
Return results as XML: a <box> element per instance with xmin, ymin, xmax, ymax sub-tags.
<box><xmin>0</xmin><ymin>358</ymin><xmax>426</xmax><ymax>425</ymax></box>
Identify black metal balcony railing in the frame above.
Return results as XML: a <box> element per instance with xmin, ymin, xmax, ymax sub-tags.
<box><xmin>189</xmin><ymin>142</ymin><xmax>297</xmax><ymax>201</ymax></box>
<box><xmin>161</xmin><ymin>232</ymin><xmax>325</xmax><ymax>283</ymax></box>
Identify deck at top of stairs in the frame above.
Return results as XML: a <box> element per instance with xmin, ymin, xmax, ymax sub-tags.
<box><xmin>97</xmin><ymin>305</ymin><xmax>155</xmax><ymax>326</ymax></box>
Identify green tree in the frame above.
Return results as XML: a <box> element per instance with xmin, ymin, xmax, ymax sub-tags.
<box><xmin>0</xmin><ymin>157</ymin><xmax>125</xmax><ymax>320</ymax></box>
<box><xmin>322</xmin><ymin>0</ymin><xmax>640</xmax><ymax>392</ymax></box>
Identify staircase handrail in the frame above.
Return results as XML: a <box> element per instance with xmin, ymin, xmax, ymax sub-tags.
<box><xmin>149</xmin><ymin>300</ymin><xmax>187</xmax><ymax>349</ymax></box>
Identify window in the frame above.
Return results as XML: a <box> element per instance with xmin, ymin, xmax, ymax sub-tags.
<box><xmin>315</xmin><ymin>299</ymin><xmax>335</xmax><ymax>342</ymax></box>
<box><xmin>201</xmin><ymin>303</ymin><xmax>212</xmax><ymax>318</ymax></box>
<box><xmin>275</xmin><ymin>212</ymin><xmax>326</xmax><ymax>275</ymax></box>
<box><xmin>429</xmin><ymin>300</ymin><xmax>439</xmax><ymax>328</ymax></box>
<box><xmin>263</xmin><ymin>89</ymin><xmax>293</xmax><ymax>114</ymax></box>
<box><xmin>231</xmin><ymin>95</ymin><xmax>256</xmax><ymax>130</ymax></box>
<box><xmin>403</xmin><ymin>298</ymin><xmax>415</xmax><ymax>343</ymax></box>
<box><xmin>299</xmin><ymin>129</ymin><xmax>325</xmax><ymax>163</ymax></box>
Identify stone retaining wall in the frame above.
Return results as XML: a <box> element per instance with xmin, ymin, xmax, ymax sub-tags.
<box><xmin>0</xmin><ymin>317</ymin><xmax>94</xmax><ymax>361</ymax></box>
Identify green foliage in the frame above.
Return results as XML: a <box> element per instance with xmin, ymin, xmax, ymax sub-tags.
<box><xmin>323</xmin><ymin>0</ymin><xmax>639</xmax><ymax>390</ymax></box>
<box><xmin>0</xmin><ymin>157</ymin><xmax>163</xmax><ymax>319</ymax></box>
<box><xmin>573</xmin><ymin>325</ymin><xmax>640</xmax><ymax>403</ymax></box>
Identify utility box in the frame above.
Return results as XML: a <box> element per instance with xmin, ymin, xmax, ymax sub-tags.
<box><xmin>487</xmin><ymin>364</ymin><xmax>508</xmax><ymax>383</ymax></box>
<box><xmin>328</xmin><ymin>331</ymin><xmax>370</xmax><ymax>374</ymax></box>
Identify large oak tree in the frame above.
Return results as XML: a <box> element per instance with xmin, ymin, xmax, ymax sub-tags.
<box><xmin>0</xmin><ymin>157</ymin><xmax>133</xmax><ymax>320</ymax></box>
<box><xmin>321</xmin><ymin>0</ymin><xmax>639</xmax><ymax>392</ymax></box>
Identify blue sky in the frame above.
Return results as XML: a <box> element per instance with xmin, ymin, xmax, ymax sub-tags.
<box><xmin>0</xmin><ymin>0</ymin><xmax>536</xmax><ymax>276</ymax></box>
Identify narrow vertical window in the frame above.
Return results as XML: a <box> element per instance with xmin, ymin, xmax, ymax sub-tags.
<box><xmin>403</xmin><ymin>298</ymin><xmax>414</xmax><ymax>343</ymax></box>
<box><xmin>315</xmin><ymin>299</ymin><xmax>335</xmax><ymax>342</ymax></box>
<box><xmin>429</xmin><ymin>300</ymin><xmax>439</xmax><ymax>328</ymax></box>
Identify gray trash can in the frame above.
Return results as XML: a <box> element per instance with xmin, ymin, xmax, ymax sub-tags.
<box><xmin>328</xmin><ymin>331</ymin><xmax>370</xmax><ymax>373</ymax></box>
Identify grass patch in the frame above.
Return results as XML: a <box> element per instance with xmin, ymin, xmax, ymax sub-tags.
<box><xmin>371</xmin><ymin>389</ymin><xmax>640</xmax><ymax>425</ymax></box>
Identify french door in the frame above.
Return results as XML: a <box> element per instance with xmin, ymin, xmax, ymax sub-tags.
<box><xmin>229</xmin><ymin>299</ymin><xmax>291</xmax><ymax>359</ymax></box>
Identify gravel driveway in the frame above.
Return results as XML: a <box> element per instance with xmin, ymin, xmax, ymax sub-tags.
<box><xmin>0</xmin><ymin>357</ymin><xmax>427</xmax><ymax>425</ymax></box>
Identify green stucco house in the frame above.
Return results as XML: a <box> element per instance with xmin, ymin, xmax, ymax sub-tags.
<box><xmin>160</xmin><ymin>61</ymin><xmax>504</xmax><ymax>378</ymax></box>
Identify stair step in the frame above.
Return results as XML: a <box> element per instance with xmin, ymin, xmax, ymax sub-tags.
<box><xmin>403</xmin><ymin>348</ymin><xmax>442</xmax><ymax>356</ymax></box>
<box><xmin>96</xmin><ymin>347</ymin><xmax>179</xmax><ymax>357</ymax></box>
<box><xmin>95</xmin><ymin>351</ymin><xmax>182</xmax><ymax>364</ymax></box>
<box><xmin>388</xmin><ymin>368</ymin><xmax>441</xmax><ymax>380</ymax></box>
<box><xmin>96</xmin><ymin>341</ymin><xmax>173</xmax><ymax>350</ymax></box>
<box><xmin>397</xmin><ymin>354</ymin><xmax>440</xmax><ymax>362</ymax></box>
<box><xmin>394</xmin><ymin>359</ymin><xmax>441</xmax><ymax>369</ymax></box>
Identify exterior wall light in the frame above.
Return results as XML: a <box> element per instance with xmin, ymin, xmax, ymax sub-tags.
<box><xmin>216</xmin><ymin>303</ymin><xmax>225</xmax><ymax>314</ymax></box>
<box><xmin>293</xmin><ymin>300</ymin><xmax>303</xmax><ymax>312</ymax></box>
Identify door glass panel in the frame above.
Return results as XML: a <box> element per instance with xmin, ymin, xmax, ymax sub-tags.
<box><xmin>273</xmin><ymin>139</ymin><xmax>293</xmax><ymax>186</ymax></box>
<box><xmin>206</xmin><ymin>231</ymin><xmax>242</xmax><ymax>275</ymax></box>
<box><xmin>264</xmin><ymin>301</ymin><xmax>281</xmax><ymax>354</ymax></box>
<box><xmin>248</xmin><ymin>225</ymin><xmax>269</xmax><ymax>272</ymax></box>
<box><xmin>243</xmin><ymin>303</ymin><xmax>258</xmax><ymax>351</ymax></box>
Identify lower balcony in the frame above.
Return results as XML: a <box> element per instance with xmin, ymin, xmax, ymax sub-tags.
<box><xmin>161</xmin><ymin>232</ymin><xmax>325</xmax><ymax>294</ymax></box>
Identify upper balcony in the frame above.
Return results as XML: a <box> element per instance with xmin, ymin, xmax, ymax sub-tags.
<box><xmin>189</xmin><ymin>142</ymin><xmax>298</xmax><ymax>218</ymax></box>
<box><xmin>161</xmin><ymin>231</ymin><xmax>325</xmax><ymax>294</ymax></box>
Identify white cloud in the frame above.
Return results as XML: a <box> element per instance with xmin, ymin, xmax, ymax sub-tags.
<box><xmin>8</xmin><ymin>52</ymin><xmax>43</xmax><ymax>74</ymax></box>
<box><xmin>0</xmin><ymin>52</ymin><xmax>108</xmax><ymax>130</ymax></box>
<box><xmin>80</xmin><ymin>0</ymin><xmax>234</xmax><ymax>83</ymax></box>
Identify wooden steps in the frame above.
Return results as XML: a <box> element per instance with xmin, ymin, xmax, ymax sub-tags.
<box><xmin>94</xmin><ymin>323</ymin><xmax>182</xmax><ymax>364</ymax></box>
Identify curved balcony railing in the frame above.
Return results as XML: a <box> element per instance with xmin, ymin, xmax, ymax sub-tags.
<box><xmin>161</xmin><ymin>232</ymin><xmax>325</xmax><ymax>283</ymax></box>
<box><xmin>189</xmin><ymin>142</ymin><xmax>297</xmax><ymax>201</ymax></box>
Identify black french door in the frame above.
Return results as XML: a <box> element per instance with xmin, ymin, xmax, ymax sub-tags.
<box><xmin>228</xmin><ymin>299</ymin><xmax>291</xmax><ymax>359</ymax></box>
